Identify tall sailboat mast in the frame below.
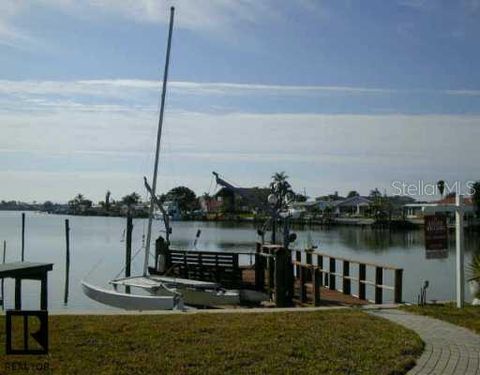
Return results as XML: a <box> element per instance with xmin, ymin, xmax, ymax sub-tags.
<box><xmin>143</xmin><ymin>6</ymin><xmax>175</xmax><ymax>276</ymax></box>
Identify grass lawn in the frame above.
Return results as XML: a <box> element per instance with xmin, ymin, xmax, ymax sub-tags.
<box><xmin>0</xmin><ymin>310</ymin><xmax>423</xmax><ymax>375</ymax></box>
<box><xmin>402</xmin><ymin>303</ymin><xmax>480</xmax><ymax>334</ymax></box>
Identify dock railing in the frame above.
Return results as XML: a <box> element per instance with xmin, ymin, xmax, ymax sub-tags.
<box><xmin>292</xmin><ymin>249</ymin><xmax>403</xmax><ymax>304</ymax></box>
<box><xmin>165</xmin><ymin>245</ymin><xmax>403</xmax><ymax>307</ymax></box>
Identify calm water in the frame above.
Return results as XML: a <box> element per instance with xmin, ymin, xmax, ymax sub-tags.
<box><xmin>0</xmin><ymin>211</ymin><xmax>478</xmax><ymax>311</ymax></box>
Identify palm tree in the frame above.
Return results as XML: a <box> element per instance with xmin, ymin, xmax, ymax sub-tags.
<box><xmin>471</xmin><ymin>181</ymin><xmax>480</xmax><ymax>218</ymax></box>
<box><xmin>347</xmin><ymin>190</ymin><xmax>360</xmax><ymax>198</ymax></box>
<box><xmin>105</xmin><ymin>190</ymin><xmax>111</xmax><ymax>211</ymax></box>
<box><xmin>68</xmin><ymin>194</ymin><xmax>92</xmax><ymax>214</ymax></box>
<box><xmin>270</xmin><ymin>172</ymin><xmax>293</xmax><ymax>207</ymax></box>
<box><xmin>369</xmin><ymin>188</ymin><xmax>381</xmax><ymax>200</ymax></box>
<box><xmin>437</xmin><ymin>180</ymin><xmax>445</xmax><ymax>199</ymax></box>
<box><xmin>121</xmin><ymin>192</ymin><xmax>141</xmax><ymax>207</ymax></box>
<box><xmin>73</xmin><ymin>194</ymin><xmax>84</xmax><ymax>204</ymax></box>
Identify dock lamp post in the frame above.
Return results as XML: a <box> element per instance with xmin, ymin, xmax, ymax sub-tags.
<box><xmin>281</xmin><ymin>193</ymin><xmax>296</xmax><ymax>249</ymax></box>
<box><xmin>267</xmin><ymin>193</ymin><xmax>278</xmax><ymax>244</ymax></box>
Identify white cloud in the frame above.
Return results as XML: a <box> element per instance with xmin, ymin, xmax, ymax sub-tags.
<box><xmin>0</xmin><ymin>170</ymin><xmax>145</xmax><ymax>202</ymax></box>
<box><xmin>0</xmin><ymin>79</ymin><xmax>396</xmax><ymax>101</ymax></box>
<box><xmin>397</xmin><ymin>0</ymin><xmax>433</xmax><ymax>10</ymax></box>
<box><xmin>444</xmin><ymin>89</ymin><xmax>480</xmax><ymax>96</ymax></box>
<box><xmin>0</xmin><ymin>1</ymin><xmax>35</xmax><ymax>48</ymax></box>
<box><xmin>0</xmin><ymin>0</ymin><xmax>285</xmax><ymax>49</ymax></box>
<box><xmin>1</xmin><ymin>97</ymin><xmax>479</xmax><ymax>199</ymax></box>
<box><xmin>64</xmin><ymin>0</ymin><xmax>277</xmax><ymax>32</ymax></box>
<box><xmin>1</xmin><ymin>78</ymin><xmax>479</xmax><ymax>201</ymax></box>
<box><xmin>3</xmin><ymin>79</ymin><xmax>480</xmax><ymax>102</ymax></box>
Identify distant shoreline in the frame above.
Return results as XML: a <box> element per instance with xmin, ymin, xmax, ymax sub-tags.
<box><xmin>0</xmin><ymin>208</ymin><xmax>425</xmax><ymax>230</ymax></box>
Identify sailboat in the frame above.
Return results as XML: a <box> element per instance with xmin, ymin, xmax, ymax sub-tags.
<box><xmin>81</xmin><ymin>7</ymin><xmax>241</xmax><ymax>310</ymax></box>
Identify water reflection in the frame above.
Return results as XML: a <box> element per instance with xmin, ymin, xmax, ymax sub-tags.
<box><xmin>0</xmin><ymin>211</ymin><xmax>478</xmax><ymax>311</ymax></box>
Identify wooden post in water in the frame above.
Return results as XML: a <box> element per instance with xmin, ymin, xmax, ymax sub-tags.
<box><xmin>125</xmin><ymin>215</ymin><xmax>133</xmax><ymax>294</ymax></box>
<box><xmin>1</xmin><ymin>240</ymin><xmax>5</xmax><ymax>310</ymax></box>
<box><xmin>15</xmin><ymin>278</ymin><xmax>21</xmax><ymax>309</ymax></box>
<box><xmin>64</xmin><ymin>219</ymin><xmax>70</xmax><ymax>305</ymax></box>
<box><xmin>21</xmin><ymin>213</ymin><xmax>25</xmax><ymax>261</ymax></box>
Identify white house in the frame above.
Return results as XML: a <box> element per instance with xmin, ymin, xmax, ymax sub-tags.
<box><xmin>403</xmin><ymin>196</ymin><xmax>475</xmax><ymax>227</ymax></box>
<box><xmin>332</xmin><ymin>196</ymin><xmax>372</xmax><ymax>217</ymax></box>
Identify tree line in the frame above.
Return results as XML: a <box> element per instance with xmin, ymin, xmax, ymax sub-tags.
<box><xmin>2</xmin><ymin>174</ymin><xmax>480</xmax><ymax>219</ymax></box>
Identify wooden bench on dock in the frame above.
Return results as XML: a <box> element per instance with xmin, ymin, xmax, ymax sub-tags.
<box><xmin>166</xmin><ymin>250</ymin><xmax>245</xmax><ymax>288</ymax></box>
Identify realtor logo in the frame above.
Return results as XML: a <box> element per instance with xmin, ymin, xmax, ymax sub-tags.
<box><xmin>6</xmin><ymin>310</ymin><xmax>48</xmax><ymax>355</ymax></box>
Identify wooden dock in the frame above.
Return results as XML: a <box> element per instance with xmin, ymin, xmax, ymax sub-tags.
<box><xmin>0</xmin><ymin>261</ymin><xmax>53</xmax><ymax>310</ymax></box>
<box><xmin>241</xmin><ymin>267</ymin><xmax>367</xmax><ymax>306</ymax></box>
<box><xmin>157</xmin><ymin>243</ymin><xmax>403</xmax><ymax>308</ymax></box>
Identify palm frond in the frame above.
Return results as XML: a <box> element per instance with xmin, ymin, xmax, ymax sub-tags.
<box><xmin>467</xmin><ymin>254</ymin><xmax>480</xmax><ymax>282</ymax></box>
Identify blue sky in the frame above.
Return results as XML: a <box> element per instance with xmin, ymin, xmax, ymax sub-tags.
<box><xmin>1</xmin><ymin>0</ymin><xmax>480</xmax><ymax>202</ymax></box>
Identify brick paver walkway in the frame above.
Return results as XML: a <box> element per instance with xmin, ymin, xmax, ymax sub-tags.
<box><xmin>368</xmin><ymin>309</ymin><xmax>480</xmax><ymax>375</ymax></box>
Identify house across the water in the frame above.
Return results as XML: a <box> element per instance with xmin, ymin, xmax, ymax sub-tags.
<box><xmin>403</xmin><ymin>196</ymin><xmax>475</xmax><ymax>227</ymax></box>
<box><xmin>331</xmin><ymin>196</ymin><xmax>373</xmax><ymax>217</ymax></box>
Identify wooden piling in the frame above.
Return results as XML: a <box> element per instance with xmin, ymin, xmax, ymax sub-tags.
<box><xmin>125</xmin><ymin>215</ymin><xmax>133</xmax><ymax>294</ymax></box>
<box><xmin>198</xmin><ymin>252</ymin><xmax>204</xmax><ymax>280</ymax></box>
<box><xmin>394</xmin><ymin>269</ymin><xmax>403</xmax><ymax>304</ymax></box>
<box><xmin>329</xmin><ymin>258</ymin><xmax>336</xmax><ymax>290</ymax></box>
<box><xmin>41</xmin><ymin>274</ymin><xmax>48</xmax><ymax>310</ymax></box>
<box><xmin>254</xmin><ymin>250</ymin><xmax>265</xmax><ymax>291</ymax></box>
<box><xmin>295</xmin><ymin>250</ymin><xmax>301</xmax><ymax>278</ymax></box>
<box><xmin>21</xmin><ymin>213</ymin><xmax>25</xmax><ymax>262</ymax></box>
<box><xmin>64</xmin><ymin>219</ymin><xmax>70</xmax><ymax>305</ymax></box>
<box><xmin>305</xmin><ymin>251</ymin><xmax>312</xmax><ymax>282</ymax></box>
<box><xmin>306</xmin><ymin>251</ymin><xmax>312</xmax><ymax>266</ymax></box>
<box><xmin>313</xmin><ymin>268</ymin><xmax>321</xmax><ymax>306</ymax></box>
<box><xmin>274</xmin><ymin>247</ymin><xmax>293</xmax><ymax>307</ymax></box>
<box><xmin>268</xmin><ymin>254</ymin><xmax>275</xmax><ymax>289</ymax></box>
<box><xmin>299</xmin><ymin>266</ymin><xmax>307</xmax><ymax>303</ymax></box>
<box><xmin>1</xmin><ymin>240</ymin><xmax>5</xmax><ymax>310</ymax></box>
<box><xmin>271</xmin><ymin>218</ymin><xmax>276</xmax><ymax>244</ymax></box>
<box><xmin>15</xmin><ymin>278</ymin><xmax>21</xmax><ymax>309</ymax></box>
<box><xmin>358</xmin><ymin>263</ymin><xmax>366</xmax><ymax>300</ymax></box>
<box><xmin>375</xmin><ymin>266</ymin><xmax>383</xmax><ymax>304</ymax></box>
<box><xmin>342</xmin><ymin>260</ymin><xmax>351</xmax><ymax>295</ymax></box>
<box><xmin>317</xmin><ymin>255</ymin><xmax>324</xmax><ymax>286</ymax></box>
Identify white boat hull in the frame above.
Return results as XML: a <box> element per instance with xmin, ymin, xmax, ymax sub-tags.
<box><xmin>111</xmin><ymin>275</ymin><xmax>241</xmax><ymax>306</ymax></box>
<box><xmin>180</xmin><ymin>288</ymin><xmax>240</xmax><ymax>306</ymax></box>
<box><xmin>81</xmin><ymin>281</ymin><xmax>184</xmax><ymax>311</ymax></box>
